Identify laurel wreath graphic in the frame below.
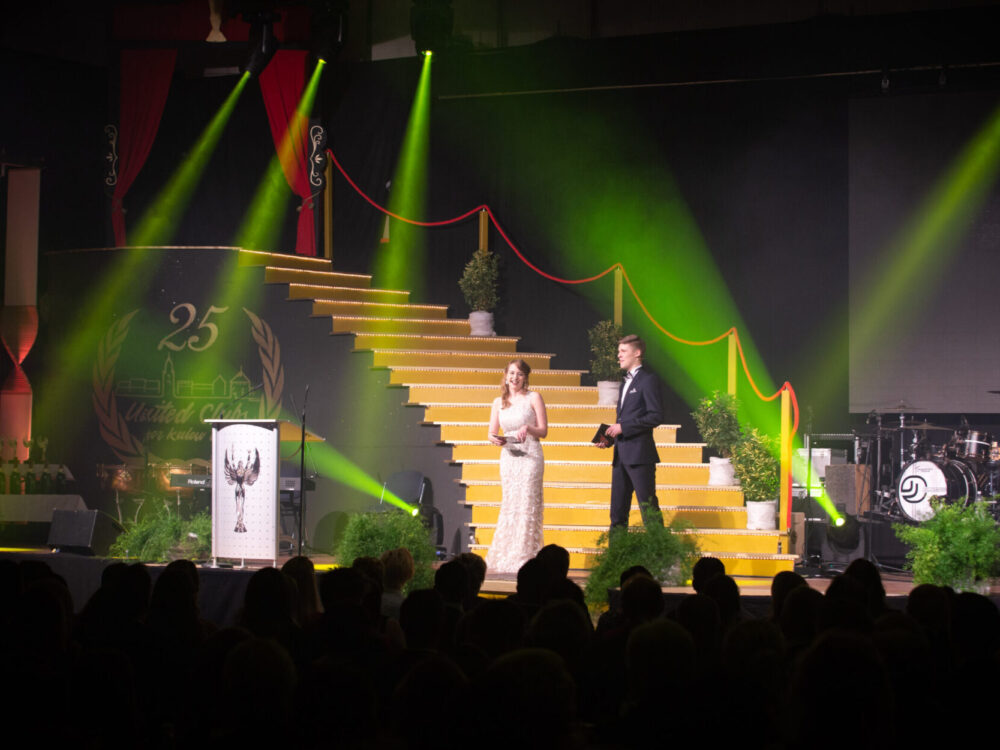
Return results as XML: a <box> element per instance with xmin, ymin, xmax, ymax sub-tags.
<box><xmin>93</xmin><ymin>309</ymin><xmax>144</xmax><ymax>462</ymax></box>
<box><xmin>93</xmin><ymin>307</ymin><xmax>284</xmax><ymax>462</ymax></box>
<box><xmin>244</xmin><ymin>307</ymin><xmax>284</xmax><ymax>419</ymax></box>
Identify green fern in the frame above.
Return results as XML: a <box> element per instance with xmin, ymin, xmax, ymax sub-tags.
<box><xmin>894</xmin><ymin>499</ymin><xmax>1000</xmax><ymax>590</ymax></box>
<box><xmin>337</xmin><ymin>510</ymin><xmax>436</xmax><ymax>591</ymax></box>
<box><xmin>584</xmin><ymin>505</ymin><xmax>699</xmax><ymax>611</ymax></box>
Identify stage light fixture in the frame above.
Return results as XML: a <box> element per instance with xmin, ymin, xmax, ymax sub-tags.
<box><xmin>309</xmin><ymin>0</ymin><xmax>347</xmax><ymax>68</ymax></box>
<box><xmin>410</xmin><ymin>0</ymin><xmax>452</xmax><ymax>56</ymax></box>
<box><xmin>243</xmin><ymin>10</ymin><xmax>280</xmax><ymax>78</ymax></box>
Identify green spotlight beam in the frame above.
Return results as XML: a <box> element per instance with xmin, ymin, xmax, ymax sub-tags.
<box><xmin>802</xmin><ymin>101</ymin><xmax>1000</xmax><ymax>423</ymax></box>
<box><xmin>293</xmin><ymin>436</ymin><xmax>412</xmax><ymax>512</ymax></box>
<box><xmin>184</xmin><ymin>251</ymin><xmax>266</xmax><ymax>391</ymax></box>
<box><xmin>35</xmin><ymin>75</ymin><xmax>252</xmax><ymax>431</ymax></box>
<box><xmin>133</xmin><ymin>72</ymin><xmax>251</xmax><ymax>247</ymax></box>
<box><xmin>852</xmin><ymin>102</ymin><xmax>1000</xmax><ymax>362</ymax></box>
<box><xmin>236</xmin><ymin>60</ymin><xmax>326</xmax><ymax>250</ymax></box>
<box><xmin>374</xmin><ymin>53</ymin><xmax>432</xmax><ymax>298</ymax></box>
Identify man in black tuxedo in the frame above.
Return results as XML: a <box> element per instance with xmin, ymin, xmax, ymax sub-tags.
<box><xmin>600</xmin><ymin>334</ymin><xmax>663</xmax><ymax>528</ymax></box>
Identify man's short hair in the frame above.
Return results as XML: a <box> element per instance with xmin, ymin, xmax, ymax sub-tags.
<box><xmin>618</xmin><ymin>334</ymin><xmax>645</xmax><ymax>356</ymax></box>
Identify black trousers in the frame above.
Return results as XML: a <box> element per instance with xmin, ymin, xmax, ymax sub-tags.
<box><xmin>610</xmin><ymin>458</ymin><xmax>661</xmax><ymax>529</ymax></box>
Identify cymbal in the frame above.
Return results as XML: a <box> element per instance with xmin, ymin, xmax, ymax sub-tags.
<box><xmin>899</xmin><ymin>421</ymin><xmax>948</xmax><ymax>430</ymax></box>
<box><xmin>875</xmin><ymin>400</ymin><xmax>924</xmax><ymax>412</ymax></box>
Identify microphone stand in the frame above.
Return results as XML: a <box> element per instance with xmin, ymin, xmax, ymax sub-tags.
<box><xmin>297</xmin><ymin>384</ymin><xmax>309</xmax><ymax>557</ymax></box>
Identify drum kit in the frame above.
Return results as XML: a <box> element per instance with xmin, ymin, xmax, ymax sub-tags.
<box><xmin>97</xmin><ymin>459</ymin><xmax>211</xmax><ymax>524</ymax></box>
<box><xmin>860</xmin><ymin>401</ymin><xmax>1000</xmax><ymax>523</ymax></box>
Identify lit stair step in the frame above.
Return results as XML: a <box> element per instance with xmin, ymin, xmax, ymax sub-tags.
<box><xmin>391</xmin><ymin>367</ymin><xmax>584</xmax><ymax>386</ymax></box>
<box><xmin>424</xmin><ymin>403</ymin><xmax>615</xmax><ymax>422</ymax></box>
<box><xmin>331</xmin><ymin>316</ymin><xmax>471</xmax><ymax>336</ymax></box>
<box><xmin>356</xmin><ymin>333</ymin><xmax>520</xmax><ymax>353</ymax></box>
<box><xmin>288</xmin><ymin>283</ymin><xmax>409</xmax><ymax>304</ymax></box>
<box><xmin>238</xmin><ymin>249</ymin><xmax>333</xmax><ymax>271</ymax></box>
<box><xmin>408</xmin><ymin>384</ymin><xmax>597</xmax><ymax>405</ymax></box>
<box><xmin>468</xmin><ymin>546</ymin><xmax>795</xmax><ymax>575</ymax></box>
<box><xmin>459</xmin><ymin>460</ymin><xmax>709</xmax><ymax>484</ymax></box>
<box><xmin>266</xmin><ymin>266</ymin><xmax>371</xmax><ymax>288</ymax></box>
<box><xmin>449</xmin><ymin>441</ymin><xmax>702</xmax><ymax>462</ymax></box>
<box><xmin>313</xmin><ymin>299</ymin><xmax>449</xmax><ymax>319</ymax></box>
<box><xmin>436</xmin><ymin>422</ymin><xmax>679</xmax><ymax>443</ymax></box>
<box><xmin>374</xmin><ymin>350</ymin><xmax>553</xmax><ymax>369</ymax></box>
<box><xmin>471</xmin><ymin>525</ymin><xmax>786</xmax><ymax>555</ymax></box>
<box><xmin>461</xmin><ymin>480</ymin><xmax>745</xmax><ymax>507</ymax></box>
<box><xmin>469</xmin><ymin>502</ymin><xmax>747</xmax><ymax>528</ymax></box>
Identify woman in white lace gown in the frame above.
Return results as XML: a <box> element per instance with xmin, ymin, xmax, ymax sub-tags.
<box><xmin>485</xmin><ymin>359</ymin><xmax>547</xmax><ymax>574</ymax></box>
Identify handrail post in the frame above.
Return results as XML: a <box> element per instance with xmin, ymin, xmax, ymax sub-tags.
<box><xmin>323</xmin><ymin>158</ymin><xmax>333</xmax><ymax>261</ymax></box>
<box><xmin>613</xmin><ymin>267</ymin><xmax>622</xmax><ymax>326</ymax></box>
<box><xmin>727</xmin><ymin>331</ymin><xmax>737</xmax><ymax>397</ymax></box>
<box><xmin>779</xmin><ymin>387</ymin><xmax>791</xmax><ymax>532</ymax></box>
<box><xmin>478</xmin><ymin>209</ymin><xmax>488</xmax><ymax>252</ymax></box>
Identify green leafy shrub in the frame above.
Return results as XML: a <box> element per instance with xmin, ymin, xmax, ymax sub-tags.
<box><xmin>731</xmin><ymin>428</ymin><xmax>780</xmax><ymax>503</ymax></box>
<box><xmin>337</xmin><ymin>510</ymin><xmax>436</xmax><ymax>591</ymax></box>
<box><xmin>691</xmin><ymin>390</ymin><xmax>741</xmax><ymax>458</ymax></box>
<box><xmin>588</xmin><ymin>320</ymin><xmax>625</xmax><ymax>382</ymax></box>
<box><xmin>894</xmin><ymin>499</ymin><xmax>1000</xmax><ymax>591</ymax></box>
<box><xmin>584</xmin><ymin>506</ymin><xmax>699</xmax><ymax>611</ymax></box>
<box><xmin>110</xmin><ymin>502</ymin><xmax>212</xmax><ymax>562</ymax></box>
<box><xmin>459</xmin><ymin>248</ymin><xmax>499</xmax><ymax>312</ymax></box>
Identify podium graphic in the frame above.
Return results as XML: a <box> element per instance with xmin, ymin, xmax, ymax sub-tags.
<box><xmin>207</xmin><ymin>419</ymin><xmax>280</xmax><ymax>565</ymax></box>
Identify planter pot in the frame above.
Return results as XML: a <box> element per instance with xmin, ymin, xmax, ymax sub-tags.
<box><xmin>708</xmin><ymin>456</ymin><xmax>737</xmax><ymax>486</ymax></box>
<box><xmin>596</xmin><ymin>380</ymin><xmax>621</xmax><ymax>406</ymax></box>
<box><xmin>746</xmin><ymin>499</ymin><xmax>777</xmax><ymax>530</ymax></box>
<box><xmin>469</xmin><ymin>311</ymin><xmax>496</xmax><ymax>337</ymax></box>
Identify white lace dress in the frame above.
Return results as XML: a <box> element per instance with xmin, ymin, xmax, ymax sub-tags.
<box><xmin>485</xmin><ymin>397</ymin><xmax>545</xmax><ymax>574</ymax></box>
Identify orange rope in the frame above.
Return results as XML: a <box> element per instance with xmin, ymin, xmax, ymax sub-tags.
<box><xmin>328</xmin><ymin>147</ymin><xmax>799</xmax><ymax>437</ymax></box>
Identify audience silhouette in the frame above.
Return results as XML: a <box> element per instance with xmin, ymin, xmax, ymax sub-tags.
<box><xmin>5</xmin><ymin>548</ymin><xmax>999</xmax><ymax>748</ymax></box>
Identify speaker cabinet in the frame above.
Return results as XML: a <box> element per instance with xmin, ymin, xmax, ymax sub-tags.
<box><xmin>47</xmin><ymin>510</ymin><xmax>121</xmax><ymax>556</ymax></box>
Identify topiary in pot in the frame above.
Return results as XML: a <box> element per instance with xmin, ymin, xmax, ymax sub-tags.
<box><xmin>692</xmin><ymin>390</ymin><xmax>741</xmax><ymax>485</ymax></box>
<box><xmin>893</xmin><ymin>499</ymin><xmax>1000</xmax><ymax>592</ymax></box>
<box><xmin>459</xmin><ymin>248</ymin><xmax>499</xmax><ymax>336</ymax></box>
<box><xmin>731</xmin><ymin>428</ymin><xmax>780</xmax><ymax>529</ymax></box>
<box><xmin>588</xmin><ymin>320</ymin><xmax>624</xmax><ymax>404</ymax></box>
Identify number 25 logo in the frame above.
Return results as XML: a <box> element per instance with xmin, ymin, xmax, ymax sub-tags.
<box><xmin>157</xmin><ymin>303</ymin><xmax>229</xmax><ymax>352</ymax></box>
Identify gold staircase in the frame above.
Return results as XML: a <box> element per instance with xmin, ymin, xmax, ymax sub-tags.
<box><xmin>243</xmin><ymin>249</ymin><xmax>797</xmax><ymax>580</ymax></box>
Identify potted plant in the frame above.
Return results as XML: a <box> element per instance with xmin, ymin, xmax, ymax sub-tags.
<box><xmin>894</xmin><ymin>499</ymin><xmax>1000</xmax><ymax>593</ymax></box>
<box><xmin>337</xmin><ymin>509</ymin><xmax>437</xmax><ymax>591</ymax></box>
<box><xmin>583</xmin><ymin>504</ymin><xmax>699</xmax><ymax>612</ymax></box>
<box><xmin>459</xmin><ymin>248</ymin><xmax>499</xmax><ymax>336</ymax></box>
<box><xmin>731</xmin><ymin>428</ymin><xmax>780</xmax><ymax>529</ymax></box>
<box><xmin>691</xmin><ymin>390</ymin><xmax>741</xmax><ymax>485</ymax></box>
<box><xmin>588</xmin><ymin>320</ymin><xmax>624</xmax><ymax>405</ymax></box>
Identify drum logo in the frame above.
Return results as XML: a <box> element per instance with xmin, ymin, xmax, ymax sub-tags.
<box><xmin>899</xmin><ymin>474</ymin><xmax>929</xmax><ymax>504</ymax></box>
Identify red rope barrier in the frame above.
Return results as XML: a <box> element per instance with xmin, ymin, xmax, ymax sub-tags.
<box><xmin>327</xmin><ymin>147</ymin><xmax>800</xmax><ymax>439</ymax></box>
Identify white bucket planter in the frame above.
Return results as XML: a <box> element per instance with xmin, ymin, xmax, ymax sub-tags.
<box><xmin>708</xmin><ymin>456</ymin><xmax>737</xmax><ymax>486</ymax></box>
<box><xmin>746</xmin><ymin>499</ymin><xmax>777</xmax><ymax>530</ymax></box>
<box><xmin>596</xmin><ymin>380</ymin><xmax>621</xmax><ymax>406</ymax></box>
<box><xmin>469</xmin><ymin>311</ymin><xmax>495</xmax><ymax>337</ymax></box>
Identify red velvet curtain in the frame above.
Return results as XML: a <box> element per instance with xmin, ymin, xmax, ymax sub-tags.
<box><xmin>259</xmin><ymin>50</ymin><xmax>316</xmax><ymax>255</ymax></box>
<box><xmin>111</xmin><ymin>49</ymin><xmax>177</xmax><ymax>247</ymax></box>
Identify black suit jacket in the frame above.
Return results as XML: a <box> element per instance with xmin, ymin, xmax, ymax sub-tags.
<box><xmin>614</xmin><ymin>367</ymin><xmax>663</xmax><ymax>466</ymax></box>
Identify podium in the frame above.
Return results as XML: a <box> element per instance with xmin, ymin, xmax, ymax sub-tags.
<box><xmin>206</xmin><ymin>419</ymin><xmax>282</xmax><ymax>566</ymax></box>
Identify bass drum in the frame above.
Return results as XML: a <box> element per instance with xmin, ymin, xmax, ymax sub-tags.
<box><xmin>897</xmin><ymin>458</ymin><xmax>977</xmax><ymax>522</ymax></box>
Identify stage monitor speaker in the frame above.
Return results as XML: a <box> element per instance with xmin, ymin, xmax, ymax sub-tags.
<box><xmin>47</xmin><ymin>509</ymin><xmax>121</xmax><ymax>556</ymax></box>
<box><xmin>825</xmin><ymin>464</ymin><xmax>871</xmax><ymax>517</ymax></box>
